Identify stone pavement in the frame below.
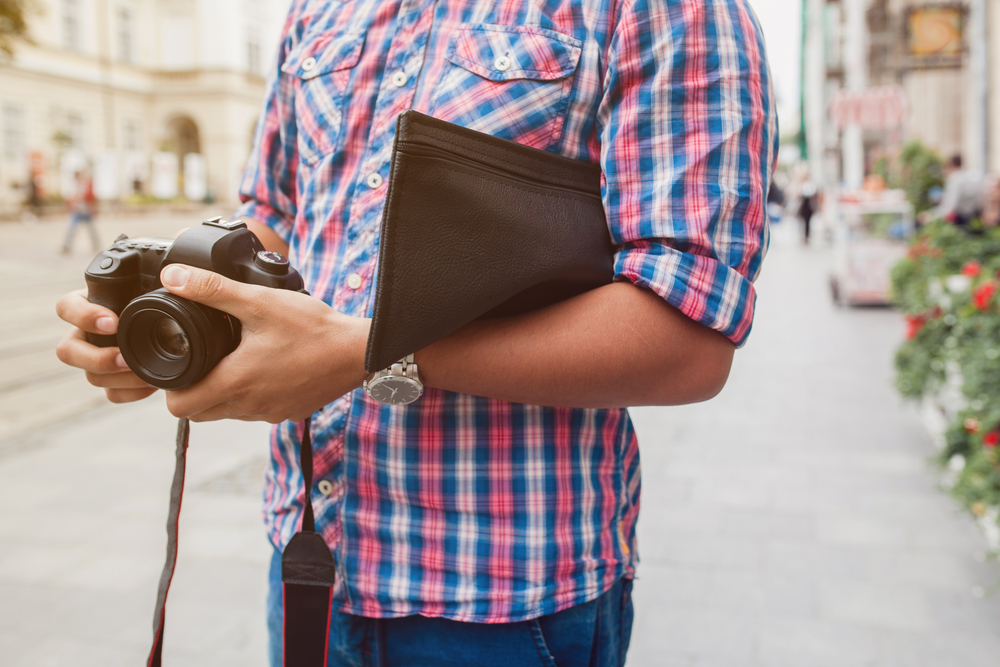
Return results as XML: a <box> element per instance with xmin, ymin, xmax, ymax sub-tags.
<box><xmin>0</xmin><ymin>215</ymin><xmax>998</xmax><ymax>666</ymax></box>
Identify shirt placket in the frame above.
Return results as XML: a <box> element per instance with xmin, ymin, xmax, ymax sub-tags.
<box><xmin>336</xmin><ymin>0</ymin><xmax>438</xmax><ymax>318</ymax></box>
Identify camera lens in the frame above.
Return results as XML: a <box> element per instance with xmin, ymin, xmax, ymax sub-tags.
<box><xmin>153</xmin><ymin>318</ymin><xmax>190</xmax><ymax>357</ymax></box>
<box><xmin>117</xmin><ymin>288</ymin><xmax>241</xmax><ymax>389</ymax></box>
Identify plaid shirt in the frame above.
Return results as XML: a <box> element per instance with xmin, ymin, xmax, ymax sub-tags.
<box><xmin>237</xmin><ymin>0</ymin><xmax>776</xmax><ymax>622</ymax></box>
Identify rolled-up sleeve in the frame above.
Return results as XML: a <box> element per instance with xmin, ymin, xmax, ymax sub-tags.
<box><xmin>600</xmin><ymin>0</ymin><xmax>778</xmax><ymax>346</ymax></box>
<box><xmin>234</xmin><ymin>9</ymin><xmax>303</xmax><ymax>245</ymax></box>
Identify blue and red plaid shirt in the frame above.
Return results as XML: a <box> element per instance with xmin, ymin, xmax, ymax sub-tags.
<box><xmin>236</xmin><ymin>0</ymin><xmax>776</xmax><ymax>623</ymax></box>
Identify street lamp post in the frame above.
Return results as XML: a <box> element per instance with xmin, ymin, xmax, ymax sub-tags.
<box><xmin>968</xmin><ymin>0</ymin><xmax>989</xmax><ymax>174</ymax></box>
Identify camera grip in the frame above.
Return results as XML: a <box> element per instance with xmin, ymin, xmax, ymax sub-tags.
<box><xmin>85</xmin><ymin>275</ymin><xmax>133</xmax><ymax>348</ymax></box>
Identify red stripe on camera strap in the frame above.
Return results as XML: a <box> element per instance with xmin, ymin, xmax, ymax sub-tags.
<box><xmin>147</xmin><ymin>417</ymin><xmax>189</xmax><ymax>667</ymax></box>
<box><xmin>146</xmin><ymin>416</ymin><xmax>335</xmax><ymax>667</ymax></box>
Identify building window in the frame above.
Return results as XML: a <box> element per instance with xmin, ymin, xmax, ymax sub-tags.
<box><xmin>63</xmin><ymin>0</ymin><xmax>81</xmax><ymax>51</ymax></box>
<box><xmin>245</xmin><ymin>0</ymin><xmax>263</xmax><ymax>75</ymax></box>
<box><xmin>67</xmin><ymin>111</ymin><xmax>86</xmax><ymax>151</ymax></box>
<box><xmin>247</xmin><ymin>38</ymin><xmax>261</xmax><ymax>75</ymax></box>
<box><xmin>123</xmin><ymin>119</ymin><xmax>140</xmax><ymax>151</ymax></box>
<box><xmin>2</xmin><ymin>104</ymin><xmax>25</xmax><ymax>163</ymax></box>
<box><xmin>118</xmin><ymin>6</ymin><xmax>134</xmax><ymax>63</ymax></box>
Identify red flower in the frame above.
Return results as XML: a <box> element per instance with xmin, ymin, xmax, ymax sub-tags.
<box><xmin>962</xmin><ymin>261</ymin><xmax>982</xmax><ymax>277</ymax></box>
<box><xmin>973</xmin><ymin>281</ymin><xmax>998</xmax><ymax>310</ymax></box>
<box><xmin>908</xmin><ymin>238</ymin><xmax>932</xmax><ymax>260</ymax></box>
<box><xmin>983</xmin><ymin>431</ymin><xmax>1000</xmax><ymax>448</ymax></box>
<box><xmin>965</xmin><ymin>418</ymin><xmax>981</xmax><ymax>434</ymax></box>
<box><xmin>904</xmin><ymin>315</ymin><xmax>925</xmax><ymax>340</ymax></box>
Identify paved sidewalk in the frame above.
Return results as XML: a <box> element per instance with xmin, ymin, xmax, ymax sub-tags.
<box><xmin>0</xmin><ymin>218</ymin><xmax>997</xmax><ymax>665</ymax></box>
<box><xmin>626</xmin><ymin>224</ymin><xmax>1000</xmax><ymax>666</ymax></box>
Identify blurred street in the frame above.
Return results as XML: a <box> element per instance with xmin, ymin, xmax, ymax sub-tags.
<box><xmin>0</xmin><ymin>214</ymin><xmax>997</xmax><ymax>666</ymax></box>
<box><xmin>0</xmin><ymin>208</ymin><xmax>230</xmax><ymax>443</ymax></box>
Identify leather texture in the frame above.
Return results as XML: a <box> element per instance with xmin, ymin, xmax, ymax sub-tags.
<box><xmin>365</xmin><ymin>110</ymin><xmax>615</xmax><ymax>373</ymax></box>
<box><xmin>281</xmin><ymin>532</ymin><xmax>338</xmax><ymax>587</ymax></box>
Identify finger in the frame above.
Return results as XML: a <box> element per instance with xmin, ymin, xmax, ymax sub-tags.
<box><xmin>173</xmin><ymin>227</ymin><xmax>190</xmax><ymax>239</ymax></box>
<box><xmin>106</xmin><ymin>387</ymin><xmax>158</xmax><ymax>404</ymax></box>
<box><xmin>56</xmin><ymin>327</ymin><xmax>131</xmax><ymax>374</ymax></box>
<box><xmin>164</xmin><ymin>371</ymin><xmax>232</xmax><ymax>419</ymax></box>
<box><xmin>55</xmin><ymin>289</ymin><xmax>118</xmax><ymax>335</ymax></box>
<box><xmin>160</xmin><ymin>264</ymin><xmax>269</xmax><ymax>326</ymax></box>
<box><xmin>85</xmin><ymin>370</ymin><xmax>153</xmax><ymax>389</ymax></box>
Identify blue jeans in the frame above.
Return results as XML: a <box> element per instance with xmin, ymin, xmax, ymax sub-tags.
<box><xmin>267</xmin><ymin>548</ymin><xmax>633</xmax><ymax>667</ymax></box>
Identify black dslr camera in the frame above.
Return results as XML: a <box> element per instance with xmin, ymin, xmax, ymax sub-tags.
<box><xmin>85</xmin><ymin>217</ymin><xmax>304</xmax><ymax>390</ymax></box>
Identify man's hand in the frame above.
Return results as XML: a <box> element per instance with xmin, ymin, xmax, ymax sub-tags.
<box><xmin>55</xmin><ymin>289</ymin><xmax>159</xmax><ymax>404</ymax></box>
<box><xmin>158</xmin><ymin>264</ymin><xmax>370</xmax><ymax>423</ymax></box>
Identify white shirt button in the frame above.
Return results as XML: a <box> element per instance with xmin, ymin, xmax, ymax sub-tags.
<box><xmin>494</xmin><ymin>55</ymin><xmax>512</xmax><ymax>72</ymax></box>
<box><xmin>347</xmin><ymin>273</ymin><xmax>363</xmax><ymax>290</ymax></box>
<box><xmin>301</xmin><ymin>56</ymin><xmax>317</xmax><ymax>72</ymax></box>
<box><xmin>367</xmin><ymin>172</ymin><xmax>383</xmax><ymax>189</ymax></box>
<box><xmin>391</xmin><ymin>71</ymin><xmax>408</xmax><ymax>87</ymax></box>
<box><xmin>317</xmin><ymin>480</ymin><xmax>334</xmax><ymax>496</ymax></box>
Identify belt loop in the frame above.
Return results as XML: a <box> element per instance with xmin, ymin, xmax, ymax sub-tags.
<box><xmin>374</xmin><ymin>618</ymin><xmax>387</xmax><ymax>667</ymax></box>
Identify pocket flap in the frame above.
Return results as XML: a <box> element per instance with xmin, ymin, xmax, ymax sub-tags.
<box><xmin>445</xmin><ymin>24</ymin><xmax>582</xmax><ymax>82</ymax></box>
<box><xmin>282</xmin><ymin>31</ymin><xmax>366</xmax><ymax>80</ymax></box>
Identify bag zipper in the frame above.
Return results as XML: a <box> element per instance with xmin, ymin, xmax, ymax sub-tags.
<box><xmin>396</xmin><ymin>141</ymin><xmax>602</xmax><ymax>200</ymax></box>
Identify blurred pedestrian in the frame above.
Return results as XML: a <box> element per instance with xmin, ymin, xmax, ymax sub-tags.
<box><xmin>61</xmin><ymin>170</ymin><xmax>99</xmax><ymax>254</ymax></box>
<box><xmin>937</xmin><ymin>154</ymin><xmax>983</xmax><ymax>227</ymax></box>
<box><xmin>22</xmin><ymin>172</ymin><xmax>43</xmax><ymax>225</ymax></box>
<box><xmin>797</xmin><ymin>177</ymin><xmax>818</xmax><ymax>245</ymax></box>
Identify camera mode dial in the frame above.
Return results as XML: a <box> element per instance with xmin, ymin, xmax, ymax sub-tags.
<box><xmin>254</xmin><ymin>250</ymin><xmax>290</xmax><ymax>276</ymax></box>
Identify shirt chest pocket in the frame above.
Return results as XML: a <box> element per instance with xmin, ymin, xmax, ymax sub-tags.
<box><xmin>429</xmin><ymin>24</ymin><xmax>582</xmax><ymax>151</ymax></box>
<box><xmin>283</xmin><ymin>31</ymin><xmax>366</xmax><ymax>165</ymax></box>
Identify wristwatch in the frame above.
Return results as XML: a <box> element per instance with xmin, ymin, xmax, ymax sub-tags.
<box><xmin>363</xmin><ymin>354</ymin><xmax>424</xmax><ymax>405</ymax></box>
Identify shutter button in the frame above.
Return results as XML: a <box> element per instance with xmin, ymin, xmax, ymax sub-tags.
<box><xmin>367</xmin><ymin>172</ymin><xmax>383</xmax><ymax>189</ymax></box>
<box><xmin>347</xmin><ymin>273</ymin><xmax>362</xmax><ymax>290</ymax></box>
<box><xmin>318</xmin><ymin>480</ymin><xmax>334</xmax><ymax>496</ymax></box>
<box><xmin>494</xmin><ymin>55</ymin><xmax>512</xmax><ymax>72</ymax></box>
<box><xmin>301</xmin><ymin>56</ymin><xmax>317</xmax><ymax>72</ymax></box>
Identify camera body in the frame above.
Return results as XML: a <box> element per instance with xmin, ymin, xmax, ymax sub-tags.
<box><xmin>85</xmin><ymin>217</ymin><xmax>304</xmax><ymax>389</ymax></box>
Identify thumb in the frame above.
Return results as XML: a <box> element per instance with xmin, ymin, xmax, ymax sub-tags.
<box><xmin>160</xmin><ymin>264</ymin><xmax>266</xmax><ymax>324</ymax></box>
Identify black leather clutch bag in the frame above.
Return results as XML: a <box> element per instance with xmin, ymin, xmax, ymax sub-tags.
<box><xmin>364</xmin><ymin>110</ymin><xmax>615</xmax><ymax>373</ymax></box>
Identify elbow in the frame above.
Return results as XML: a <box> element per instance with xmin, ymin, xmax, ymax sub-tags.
<box><xmin>692</xmin><ymin>348</ymin><xmax>734</xmax><ymax>402</ymax></box>
<box><xmin>647</xmin><ymin>334</ymin><xmax>736</xmax><ymax>406</ymax></box>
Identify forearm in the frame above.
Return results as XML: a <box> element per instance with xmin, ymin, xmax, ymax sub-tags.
<box><xmin>244</xmin><ymin>217</ymin><xmax>289</xmax><ymax>256</ymax></box>
<box><xmin>415</xmin><ymin>282</ymin><xmax>735</xmax><ymax>409</ymax></box>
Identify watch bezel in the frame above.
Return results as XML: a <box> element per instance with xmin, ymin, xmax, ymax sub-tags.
<box><xmin>364</xmin><ymin>373</ymin><xmax>424</xmax><ymax>405</ymax></box>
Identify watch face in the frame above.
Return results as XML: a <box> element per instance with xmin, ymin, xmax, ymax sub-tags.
<box><xmin>368</xmin><ymin>376</ymin><xmax>423</xmax><ymax>405</ymax></box>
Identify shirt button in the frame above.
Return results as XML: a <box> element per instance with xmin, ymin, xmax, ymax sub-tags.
<box><xmin>494</xmin><ymin>55</ymin><xmax>511</xmax><ymax>72</ymax></box>
<box><xmin>391</xmin><ymin>70</ymin><xmax>407</xmax><ymax>87</ymax></box>
<box><xmin>367</xmin><ymin>172</ymin><xmax>383</xmax><ymax>189</ymax></box>
<box><xmin>301</xmin><ymin>56</ymin><xmax>317</xmax><ymax>72</ymax></box>
<box><xmin>346</xmin><ymin>273</ymin><xmax>363</xmax><ymax>290</ymax></box>
<box><xmin>318</xmin><ymin>480</ymin><xmax>334</xmax><ymax>496</ymax></box>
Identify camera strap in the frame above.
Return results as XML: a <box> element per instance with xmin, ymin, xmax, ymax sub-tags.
<box><xmin>146</xmin><ymin>416</ymin><xmax>336</xmax><ymax>667</ymax></box>
<box><xmin>281</xmin><ymin>418</ymin><xmax>338</xmax><ymax>667</ymax></box>
<box><xmin>146</xmin><ymin>417</ymin><xmax>189</xmax><ymax>667</ymax></box>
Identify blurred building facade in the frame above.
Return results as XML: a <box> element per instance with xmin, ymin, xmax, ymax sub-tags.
<box><xmin>803</xmin><ymin>0</ymin><xmax>998</xmax><ymax>194</ymax></box>
<box><xmin>0</xmin><ymin>0</ymin><xmax>289</xmax><ymax>211</ymax></box>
